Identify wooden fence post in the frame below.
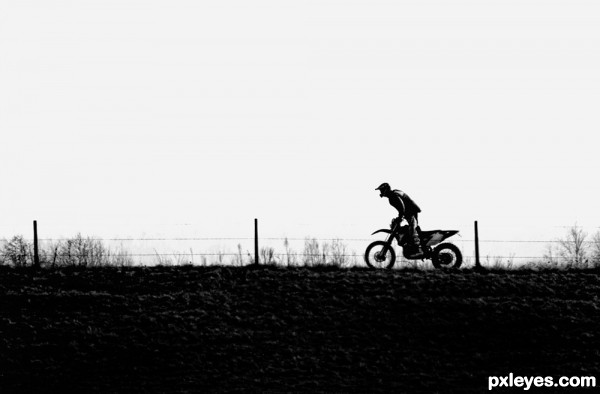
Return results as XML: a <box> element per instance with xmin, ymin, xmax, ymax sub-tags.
<box><xmin>254</xmin><ymin>218</ymin><xmax>259</xmax><ymax>265</ymax></box>
<box><xmin>33</xmin><ymin>220</ymin><xmax>40</xmax><ymax>269</ymax></box>
<box><xmin>474</xmin><ymin>220</ymin><xmax>482</xmax><ymax>270</ymax></box>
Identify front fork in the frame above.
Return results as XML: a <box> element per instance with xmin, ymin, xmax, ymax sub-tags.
<box><xmin>382</xmin><ymin>224</ymin><xmax>400</xmax><ymax>254</ymax></box>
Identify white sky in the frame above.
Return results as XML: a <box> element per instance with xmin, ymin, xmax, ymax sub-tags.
<box><xmin>2</xmin><ymin>0</ymin><xmax>600</xmax><ymax>261</ymax></box>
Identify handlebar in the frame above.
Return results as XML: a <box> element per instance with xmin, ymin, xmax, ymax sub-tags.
<box><xmin>390</xmin><ymin>216</ymin><xmax>404</xmax><ymax>228</ymax></box>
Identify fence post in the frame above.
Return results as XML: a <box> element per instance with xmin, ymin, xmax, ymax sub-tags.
<box><xmin>254</xmin><ymin>218</ymin><xmax>259</xmax><ymax>265</ymax></box>
<box><xmin>33</xmin><ymin>220</ymin><xmax>40</xmax><ymax>269</ymax></box>
<box><xmin>474</xmin><ymin>220</ymin><xmax>482</xmax><ymax>270</ymax></box>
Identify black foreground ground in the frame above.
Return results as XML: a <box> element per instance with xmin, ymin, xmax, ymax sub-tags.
<box><xmin>1</xmin><ymin>266</ymin><xmax>599</xmax><ymax>393</ymax></box>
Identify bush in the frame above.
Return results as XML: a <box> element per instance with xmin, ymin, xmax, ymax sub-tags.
<box><xmin>557</xmin><ymin>224</ymin><xmax>589</xmax><ymax>268</ymax></box>
<box><xmin>303</xmin><ymin>238</ymin><xmax>322</xmax><ymax>266</ymax></box>
<box><xmin>0</xmin><ymin>234</ymin><xmax>134</xmax><ymax>267</ymax></box>
<box><xmin>301</xmin><ymin>238</ymin><xmax>354</xmax><ymax>267</ymax></box>
<box><xmin>591</xmin><ymin>232</ymin><xmax>600</xmax><ymax>268</ymax></box>
<box><xmin>1</xmin><ymin>236</ymin><xmax>33</xmax><ymax>267</ymax></box>
<box><xmin>544</xmin><ymin>224</ymin><xmax>600</xmax><ymax>269</ymax></box>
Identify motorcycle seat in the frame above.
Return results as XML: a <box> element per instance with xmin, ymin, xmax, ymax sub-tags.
<box><xmin>419</xmin><ymin>229</ymin><xmax>459</xmax><ymax>237</ymax></box>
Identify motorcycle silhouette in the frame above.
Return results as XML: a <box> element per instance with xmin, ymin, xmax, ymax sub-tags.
<box><xmin>364</xmin><ymin>217</ymin><xmax>462</xmax><ymax>269</ymax></box>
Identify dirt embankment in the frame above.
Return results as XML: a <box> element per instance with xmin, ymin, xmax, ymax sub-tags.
<box><xmin>1</xmin><ymin>266</ymin><xmax>599</xmax><ymax>393</ymax></box>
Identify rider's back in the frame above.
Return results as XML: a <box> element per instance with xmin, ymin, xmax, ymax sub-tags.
<box><xmin>392</xmin><ymin>189</ymin><xmax>421</xmax><ymax>217</ymax></box>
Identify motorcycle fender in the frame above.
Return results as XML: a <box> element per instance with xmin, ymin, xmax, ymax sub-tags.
<box><xmin>371</xmin><ymin>229</ymin><xmax>392</xmax><ymax>236</ymax></box>
<box><xmin>371</xmin><ymin>229</ymin><xmax>400</xmax><ymax>244</ymax></box>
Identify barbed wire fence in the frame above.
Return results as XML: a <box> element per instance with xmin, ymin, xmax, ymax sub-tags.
<box><xmin>1</xmin><ymin>220</ymin><xmax>599</xmax><ymax>269</ymax></box>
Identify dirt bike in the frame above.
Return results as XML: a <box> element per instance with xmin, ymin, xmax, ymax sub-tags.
<box><xmin>364</xmin><ymin>217</ymin><xmax>462</xmax><ymax>269</ymax></box>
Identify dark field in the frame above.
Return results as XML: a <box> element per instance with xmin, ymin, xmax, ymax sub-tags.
<box><xmin>1</xmin><ymin>266</ymin><xmax>599</xmax><ymax>393</ymax></box>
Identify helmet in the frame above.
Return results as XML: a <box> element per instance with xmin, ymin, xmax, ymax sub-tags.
<box><xmin>375</xmin><ymin>182</ymin><xmax>391</xmax><ymax>197</ymax></box>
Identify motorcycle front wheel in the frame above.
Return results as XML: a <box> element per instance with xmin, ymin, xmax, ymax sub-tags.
<box><xmin>431</xmin><ymin>243</ymin><xmax>462</xmax><ymax>269</ymax></box>
<box><xmin>364</xmin><ymin>241</ymin><xmax>396</xmax><ymax>269</ymax></box>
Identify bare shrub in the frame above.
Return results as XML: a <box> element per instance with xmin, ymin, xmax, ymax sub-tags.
<box><xmin>233</xmin><ymin>244</ymin><xmax>244</xmax><ymax>266</ymax></box>
<box><xmin>283</xmin><ymin>238</ymin><xmax>298</xmax><ymax>266</ymax></box>
<box><xmin>318</xmin><ymin>242</ymin><xmax>331</xmax><ymax>265</ymax></box>
<box><xmin>54</xmin><ymin>234</ymin><xmax>134</xmax><ymax>267</ymax></box>
<box><xmin>591</xmin><ymin>232</ymin><xmax>600</xmax><ymax>268</ymax></box>
<box><xmin>487</xmin><ymin>254</ymin><xmax>515</xmax><ymax>270</ymax></box>
<box><xmin>557</xmin><ymin>224</ymin><xmax>589</xmax><ymax>268</ymax></box>
<box><xmin>56</xmin><ymin>234</ymin><xmax>104</xmax><ymax>267</ymax></box>
<box><xmin>110</xmin><ymin>246</ymin><xmax>134</xmax><ymax>267</ymax></box>
<box><xmin>330</xmin><ymin>239</ymin><xmax>349</xmax><ymax>267</ymax></box>
<box><xmin>43</xmin><ymin>241</ymin><xmax>61</xmax><ymax>268</ymax></box>
<box><xmin>0</xmin><ymin>234</ymin><xmax>133</xmax><ymax>267</ymax></box>
<box><xmin>303</xmin><ymin>238</ymin><xmax>320</xmax><ymax>266</ymax></box>
<box><xmin>260</xmin><ymin>247</ymin><xmax>276</xmax><ymax>265</ymax></box>
<box><xmin>154</xmin><ymin>250</ymin><xmax>190</xmax><ymax>266</ymax></box>
<box><xmin>542</xmin><ymin>243</ymin><xmax>561</xmax><ymax>268</ymax></box>
<box><xmin>56</xmin><ymin>234</ymin><xmax>86</xmax><ymax>266</ymax></box>
<box><xmin>1</xmin><ymin>236</ymin><xmax>32</xmax><ymax>267</ymax></box>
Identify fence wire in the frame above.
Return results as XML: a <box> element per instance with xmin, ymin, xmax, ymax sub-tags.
<box><xmin>11</xmin><ymin>237</ymin><xmax>600</xmax><ymax>244</ymax></box>
<box><xmin>1</xmin><ymin>231</ymin><xmax>599</xmax><ymax>266</ymax></box>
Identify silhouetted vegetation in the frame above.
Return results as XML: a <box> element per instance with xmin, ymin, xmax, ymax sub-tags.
<box><xmin>3</xmin><ymin>223</ymin><xmax>600</xmax><ymax>269</ymax></box>
<box><xmin>0</xmin><ymin>234</ymin><xmax>133</xmax><ymax>267</ymax></box>
<box><xmin>543</xmin><ymin>224</ymin><xmax>600</xmax><ymax>269</ymax></box>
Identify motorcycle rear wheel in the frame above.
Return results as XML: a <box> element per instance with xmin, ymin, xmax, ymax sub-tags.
<box><xmin>364</xmin><ymin>241</ymin><xmax>396</xmax><ymax>269</ymax></box>
<box><xmin>431</xmin><ymin>243</ymin><xmax>462</xmax><ymax>269</ymax></box>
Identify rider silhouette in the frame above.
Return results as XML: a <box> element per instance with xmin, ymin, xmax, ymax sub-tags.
<box><xmin>375</xmin><ymin>183</ymin><xmax>423</xmax><ymax>258</ymax></box>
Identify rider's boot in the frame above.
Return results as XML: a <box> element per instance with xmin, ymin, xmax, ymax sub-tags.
<box><xmin>406</xmin><ymin>244</ymin><xmax>424</xmax><ymax>259</ymax></box>
<box><xmin>408</xmin><ymin>250</ymin><xmax>424</xmax><ymax>259</ymax></box>
<box><xmin>407</xmin><ymin>234</ymin><xmax>424</xmax><ymax>258</ymax></box>
<box><xmin>407</xmin><ymin>221</ymin><xmax>423</xmax><ymax>258</ymax></box>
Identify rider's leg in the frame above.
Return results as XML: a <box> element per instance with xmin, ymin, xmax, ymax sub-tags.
<box><xmin>408</xmin><ymin>215</ymin><xmax>422</xmax><ymax>252</ymax></box>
